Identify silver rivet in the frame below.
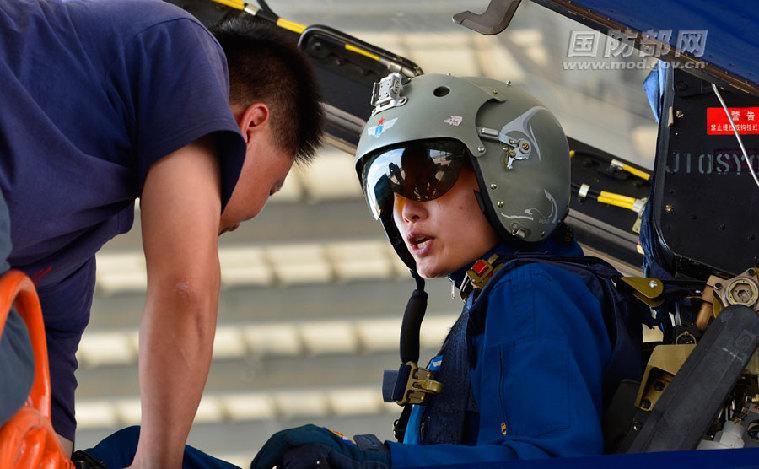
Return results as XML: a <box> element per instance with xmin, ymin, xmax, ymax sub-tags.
<box><xmin>665</xmin><ymin>204</ymin><xmax>673</xmax><ymax>213</ymax></box>
<box><xmin>649</xmin><ymin>280</ymin><xmax>658</xmax><ymax>289</ymax></box>
<box><xmin>675</xmin><ymin>110</ymin><xmax>684</xmax><ymax>118</ymax></box>
<box><xmin>492</xmin><ymin>89</ymin><xmax>499</xmax><ymax>95</ymax></box>
<box><xmin>490</xmin><ymin>183</ymin><xmax>498</xmax><ymax>190</ymax></box>
<box><xmin>497</xmin><ymin>201</ymin><xmax>504</xmax><ymax>208</ymax></box>
<box><xmin>477</xmin><ymin>146</ymin><xmax>486</xmax><ymax>153</ymax></box>
<box><xmin>506</xmin><ymin>81</ymin><xmax>512</xmax><ymax>86</ymax></box>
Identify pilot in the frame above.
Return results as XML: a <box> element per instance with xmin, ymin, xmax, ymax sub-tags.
<box><xmin>250</xmin><ymin>73</ymin><xmax>644</xmax><ymax>468</ymax></box>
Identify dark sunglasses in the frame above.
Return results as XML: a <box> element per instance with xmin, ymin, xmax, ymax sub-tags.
<box><xmin>361</xmin><ymin>139</ymin><xmax>469</xmax><ymax>219</ymax></box>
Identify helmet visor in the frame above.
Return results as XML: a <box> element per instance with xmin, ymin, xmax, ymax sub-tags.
<box><xmin>361</xmin><ymin>139</ymin><xmax>469</xmax><ymax>220</ymax></box>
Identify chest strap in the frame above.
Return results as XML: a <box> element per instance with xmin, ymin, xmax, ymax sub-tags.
<box><xmin>381</xmin><ymin>274</ymin><xmax>441</xmax><ymax>441</ymax></box>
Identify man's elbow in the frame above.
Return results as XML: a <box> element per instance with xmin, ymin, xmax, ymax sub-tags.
<box><xmin>171</xmin><ymin>277</ymin><xmax>218</xmax><ymax>308</ymax></box>
<box><xmin>146</xmin><ymin>273</ymin><xmax>220</xmax><ymax>332</ymax></box>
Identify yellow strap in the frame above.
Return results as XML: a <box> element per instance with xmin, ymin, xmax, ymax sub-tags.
<box><xmin>345</xmin><ymin>44</ymin><xmax>380</xmax><ymax>61</ymax></box>
<box><xmin>211</xmin><ymin>0</ymin><xmax>244</xmax><ymax>10</ymax></box>
<box><xmin>274</xmin><ymin>18</ymin><xmax>380</xmax><ymax>63</ymax></box>
<box><xmin>276</xmin><ymin>18</ymin><xmax>306</xmax><ymax>34</ymax></box>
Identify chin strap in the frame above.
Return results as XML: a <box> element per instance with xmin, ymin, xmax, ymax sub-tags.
<box><xmin>400</xmin><ymin>273</ymin><xmax>427</xmax><ymax>364</ymax></box>
<box><xmin>382</xmin><ymin>271</ymin><xmax>443</xmax><ymax>441</ymax></box>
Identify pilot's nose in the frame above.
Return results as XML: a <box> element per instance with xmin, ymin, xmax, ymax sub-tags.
<box><xmin>396</xmin><ymin>193</ymin><xmax>428</xmax><ymax>224</ymax></box>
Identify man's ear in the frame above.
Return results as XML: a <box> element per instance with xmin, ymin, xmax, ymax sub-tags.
<box><xmin>237</xmin><ymin>102</ymin><xmax>270</xmax><ymax>144</ymax></box>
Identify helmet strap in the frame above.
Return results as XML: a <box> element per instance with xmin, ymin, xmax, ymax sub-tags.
<box><xmin>474</xmin><ymin>189</ymin><xmax>488</xmax><ymax>217</ymax></box>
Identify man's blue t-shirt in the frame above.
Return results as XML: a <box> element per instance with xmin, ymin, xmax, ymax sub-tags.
<box><xmin>0</xmin><ymin>0</ymin><xmax>245</xmax><ymax>287</ymax></box>
<box><xmin>0</xmin><ymin>0</ymin><xmax>246</xmax><ymax>440</ymax></box>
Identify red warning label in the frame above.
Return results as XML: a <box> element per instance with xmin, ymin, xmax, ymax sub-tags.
<box><xmin>707</xmin><ymin>107</ymin><xmax>759</xmax><ymax>135</ymax></box>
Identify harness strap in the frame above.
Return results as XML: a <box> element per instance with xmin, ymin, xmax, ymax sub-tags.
<box><xmin>419</xmin><ymin>308</ymin><xmax>474</xmax><ymax>444</ymax></box>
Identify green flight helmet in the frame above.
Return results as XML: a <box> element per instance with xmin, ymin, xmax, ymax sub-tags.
<box><xmin>355</xmin><ymin>72</ymin><xmax>571</xmax><ymax>270</ymax></box>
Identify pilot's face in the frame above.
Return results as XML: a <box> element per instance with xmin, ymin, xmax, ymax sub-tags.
<box><xmin>220</xmin><ymin>104</ymin><xmax>294</xmax><ymax>234</ymax></box>
<box><xmin>393</xmin><ymin>167</ymin><xmax>499</xmax><ymax>278</ymax></box>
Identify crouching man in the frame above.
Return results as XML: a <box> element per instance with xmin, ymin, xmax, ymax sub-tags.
<box><xmin>250</xmin><ymin>73</ymin><xmax>644</xmax><ymax>468</ymax></box>
<box><xmin>0</xmin><ymin>1</ymin><xmax>321</xmax><ymax>465</ymax></box>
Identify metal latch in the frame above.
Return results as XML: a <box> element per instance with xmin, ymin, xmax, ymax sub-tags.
<box><xmin>620</xmin><ymin>277</ymin><xmax>666</xmax><ymax>308</ymax></box>
<box><xmin>400</xmin><ymin>362</ymin><xmax>442</xmax><ymax>405</ymax></box>
<box><xmin>371</xmin><ymin>73</ymin><xmax>407</xmax><ymax>114</ymax></box>
<box><xmin>383</xmin><ymin>362</ymin><xmax>443</xmax><ymax>406</ymax></box>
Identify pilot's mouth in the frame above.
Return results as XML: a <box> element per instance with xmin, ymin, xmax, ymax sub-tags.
<box><xmin>408</xmin><ymin>234</ymin><xmax>434</xmax><ymax>256</ymax></box>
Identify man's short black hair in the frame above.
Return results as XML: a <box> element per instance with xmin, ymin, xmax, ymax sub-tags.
<box><xmin>211</xmin><ymin>15</ymin><xmax>323</xmax><ymax>164</ymax></box>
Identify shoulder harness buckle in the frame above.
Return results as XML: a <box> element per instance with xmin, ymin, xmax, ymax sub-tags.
<box><xmin>459</xmin><ymin>254</ymin><xmax>504</xmax><ymax>300</ymax></box>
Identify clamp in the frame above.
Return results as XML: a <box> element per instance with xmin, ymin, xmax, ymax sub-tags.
<box><xmin>383</xmin><ymin>361</ymin><xmax>443</xmax><ymax>406</ymax></box>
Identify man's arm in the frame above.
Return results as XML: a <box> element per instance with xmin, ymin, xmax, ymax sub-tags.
<box><xmin>131</xmin><ymin>138</ymin><xmax>222</xmax><ymax>468</ymax></box>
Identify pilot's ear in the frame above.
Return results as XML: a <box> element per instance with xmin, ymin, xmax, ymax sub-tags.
<box><xmin>238</xmin><ymin>102</ymin><xmax>270</xmax><ymax>144</ymax></box>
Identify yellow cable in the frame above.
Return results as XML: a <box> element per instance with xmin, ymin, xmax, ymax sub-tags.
<box><xmin>211</xmin><ymin>0</ymin><xmax>245</xmax><ymax>10</ymax></box>
<box><xmin>600</xmin><ymin>193</ymin><xmax>634</xmax><ymax>204</ymax></box>
<box><xmin>621</xmin><ymin>163</ymin><xmax>651</xmax><ymax>181</ymax></box>
<box><xmin>597</xmin><ymin>196</ymin><xmax>635</xmax><ymax>210</ymax></box>
<box><xmin>276</xmin><ymin>18</ymin><xmax>306</xmax><ymax>34</ymax></box>
<box><xmin>599</xmin><ymin>191</ymin><xmax>636</xmax><ymax>205</ymax></box>
<box><xmin>611</xmin><ymin>159</ymin><xmax>651</xmax><ymax>181</ymax></box>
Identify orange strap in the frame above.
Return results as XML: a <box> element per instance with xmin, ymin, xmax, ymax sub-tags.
<box><xmin>0</xmin><ymin>271</ymin><xmax>74</xmax><ymax>468</ymax></box>
<box><xmin>0</xmin><ymin>271</ymin><xmax>50</xmax><ymax>417</ymax></box>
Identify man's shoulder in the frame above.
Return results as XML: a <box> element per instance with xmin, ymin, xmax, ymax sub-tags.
<box><xmin>63</xmin><ymin>0</ymin><xmax>202</xmax><ymax>41</ymax></box>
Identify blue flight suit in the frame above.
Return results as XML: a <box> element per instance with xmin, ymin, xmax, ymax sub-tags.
<box><xmin>390</xmin><ymin>238</ymin><xmax>614</xmax><ymax>467</ymax></box>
